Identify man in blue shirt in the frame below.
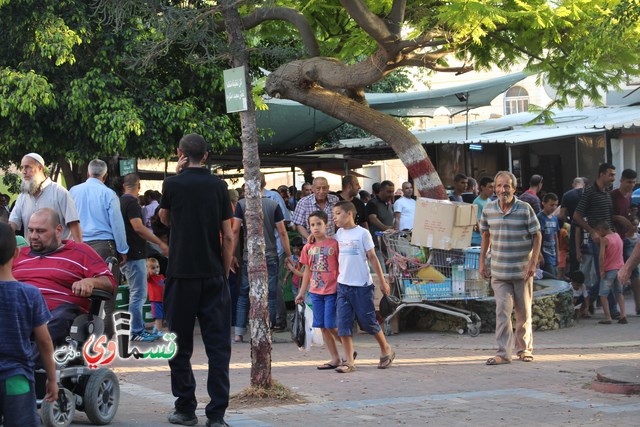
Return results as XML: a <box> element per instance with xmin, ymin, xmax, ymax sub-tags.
<box><xmin>263</xmin><ymin>176</ymin><xmax>292</xmax><ymax>331</ymax></box>
<box><xmin>70</xmin><ymin>159</ymin><xmax>129</xmax><ymax>338</ymax></box>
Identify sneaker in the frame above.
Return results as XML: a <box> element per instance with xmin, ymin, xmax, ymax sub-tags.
<box><xmin>152</xmin><ymin>327</ymin><xmax>165</xmax><ymax>337</ymax></box>
<box><xmin>206</xmin><ymin>417</ymin><xmax>230</xmax><ymax>427</ymax></box>
<box><xmin>130</xmin><ymin>330</ymin><xmax>159</xmax><ymax>342</ymax></box>
<box><xmin>168</xmin><ymin>411</ymin><xmax>198</xmax><ymax>426</ymax></box>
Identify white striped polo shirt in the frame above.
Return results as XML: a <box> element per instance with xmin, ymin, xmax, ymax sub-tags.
<box><xmin>479</xmin><ymin>199</ymin><xmax>541</xmax><ymax>281</ymax></box>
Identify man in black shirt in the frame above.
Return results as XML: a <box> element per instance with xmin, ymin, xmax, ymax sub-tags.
<box><xmin>340</xmin><ymin>175</ymin><xmax>368</xmax><ymax>229</ymax></box>
<box><xmin>120</xmin><ymin>174</ymin><xmax>168</xmax><ymax>342</ymax></box>
<box><xmin>573</xmin><ymin>163</ymin><xmax>620</xmax><ymax>318</ymax></box>
<box><xmin>159</xmin><ymin>134</ymin><xmax>234</xmax><ymax>427</ymax></box>
<box><xmin>367</xmin><ymin>180</ymin><xmax>395</xmax><ymax>272</ymax></box>
<box><xmin>560</xmin><ymin>177</ymin><xmax>587</xmax><ymax>272</ymax></box>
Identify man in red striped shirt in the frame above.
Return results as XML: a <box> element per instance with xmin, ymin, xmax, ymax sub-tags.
<box><xmin>12</xmin><ymin>208</ymin><xmax>115</xmax><ymax>346</ymax></box>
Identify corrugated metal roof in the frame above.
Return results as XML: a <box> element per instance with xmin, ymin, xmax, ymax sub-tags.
<box><xmin>339</xmin><ymin>105</ymin><xmax>640</xmax><ymax>147</ymax></box>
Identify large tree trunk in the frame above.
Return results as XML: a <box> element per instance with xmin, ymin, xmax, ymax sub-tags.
<box><xmin>266</xmin><ymin>61</ymin><xmax>447</xmax><ymax>200</ymax></box>
<box><xmin>221</xmin><ymin>1</ymin><xmax>272</xmax><ymax>388</ymax></box>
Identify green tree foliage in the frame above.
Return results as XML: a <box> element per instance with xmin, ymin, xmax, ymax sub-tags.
<box><xmin>0</xmin><ymin>0</ymin><xmax>237</xmax><ymax>173</ymax></box>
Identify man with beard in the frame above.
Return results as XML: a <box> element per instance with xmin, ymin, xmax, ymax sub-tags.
<box><xmin>480</xmin><ymin>171</ymin><xmax>541</xmax><ymax>365</ymax></box>
<box><xmin>340</xmin><ymin>175</ymin><xmax>368</xmax><ymax>229</ymax></box>
<box><xmin>12</xmin><ymin>208</ymin><xmax>116</xmax><ymax>347</ymax></box>
<box><xmin>9</xmin><ymin>153</ymin><xmax>82</xmax><ymax>242</ymax></box>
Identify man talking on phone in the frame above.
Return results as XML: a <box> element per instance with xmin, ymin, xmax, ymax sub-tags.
<box><xmin>159</xmin><ymin>134</ymin><xmax>234</xmax><ymax>427</ymax></box>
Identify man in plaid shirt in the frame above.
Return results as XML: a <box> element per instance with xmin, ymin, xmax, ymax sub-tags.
<box><xmin>292</xmin><ymin>177</ymin><xmax>340</xmax><ymax>239</ymax></box>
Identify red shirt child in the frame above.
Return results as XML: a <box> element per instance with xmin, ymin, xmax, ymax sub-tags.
<box><xmin>146</xmin><ymin>257</ymin><xmax>165</xmax><ymax>335</ymax></box>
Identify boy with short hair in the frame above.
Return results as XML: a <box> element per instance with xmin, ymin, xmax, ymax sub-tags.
<box><xmin>0</xmin><ymin>222</ymin><xmax>58</xmax><ymax>426</ymax></box>
<box><xmin>147</xmin><ymin>257</ymin><xmax>166</xmax><ymax>336</ymax></box>
<box><xmin>537</xmin><ymin>193</ymin><xmax>560</xmax><ymax>277</ymax></box>
<box><xmin>285</xmin><ymin>236</ymin><xmax>305</xmax><ymax>296</ymax></box>
<box><xmin>595</xmin><ymin>220</ymin><xmax>627</xmax><ymax>324</ymax></box>
<box><xmin>295</xmin><ymin>211</ymin><xmax>343</xmax><ymax>370</ymax></box>
<box><xmin>569</xmin><ymin>271</ymin><xmax>590</xmax><ymax>318</ymax></box>
<box><xmin>332</xmin><ymin>200</ymin><xmax>394</xmax><ymax>373</ymax></box>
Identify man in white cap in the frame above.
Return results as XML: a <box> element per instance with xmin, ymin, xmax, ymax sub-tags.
<box><xmin>9</xmin><ymin>153</ymin><xmax>82</xmax><ymax>242</ymax></box>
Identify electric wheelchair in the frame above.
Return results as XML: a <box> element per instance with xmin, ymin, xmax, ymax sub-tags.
<box><xmin>35</xmin><ymin>288</ymin><xmax>120</xmax><ymax>427</ymax></box>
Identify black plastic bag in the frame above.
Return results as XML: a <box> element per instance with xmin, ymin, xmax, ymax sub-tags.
<box><xmin>379</xmin><ymin>294</ymin><xmax>401</xmax><ymax>318</ymax></box>
<box><xmin>291</xmin><ymin>303</ymin><xmax>306</xmax><ymax>347</ymax></box>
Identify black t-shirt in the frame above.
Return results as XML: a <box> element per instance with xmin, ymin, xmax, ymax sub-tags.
<box><xmin>160</xmin><ymin>168</ymin><xmax>232</xmax><ymax>278</ymax></box>
<box><xmin>366</xmin><ymin>197</ymin><xmax>394</xmax><ymax>248</ymax></box>
<box><xmin>560</xmin><ymin>187</ymin><xmax>583</xmax><ymax>224</ymax></box>
<box><xmin>338</xmin><ymin>195</ymin><xmax>368</xmax><ymax>226</ymax></box>
<box><xmin>120</xmin><ymin>194</ymin><xmax>147</xmax><ymax>260</ymax></box>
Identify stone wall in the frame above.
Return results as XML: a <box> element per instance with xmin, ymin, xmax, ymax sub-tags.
<box><xmin>397</xmin><ymin>279</ymin><xmax>575</xmax><ymax>334</ymax></box>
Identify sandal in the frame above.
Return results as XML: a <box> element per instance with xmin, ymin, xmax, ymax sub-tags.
<box><xmin>317</xmin><ymin>362</ymin><xmax>339</xmax><ymax>370</ymax></box>
<box><xmin>340</xmin><ymin>351</ymin><xmax>358</xmax><ymax>366</ymax></box>
<box><xmin>598</xmin><ymin>320</ymin><xmax>612</xmax><ymax>325</ymax></box>
<box><xmin>518</xmin><ymin>354</ymin><xmax>534</xmax><ymax>362</ymax></box>
<box><xmin>486</xmin><ymin>356</ymin><xmax>511</xmax><ymax>365</ymax></box>
<box><xmin>378</xmin><ymin>351</ymin><xmax>396</xmax><ymax>369</ymax></box>
<box><xmin>335</xmin><ymin>363</ymin><xmax>356</xmax><ymax>373</ymax></box>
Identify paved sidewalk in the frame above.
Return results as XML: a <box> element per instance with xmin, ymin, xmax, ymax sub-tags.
<box><xmin>102</xmin><ymin>301</ymin><xmax>640</xmax><ymax>427</ymax></box>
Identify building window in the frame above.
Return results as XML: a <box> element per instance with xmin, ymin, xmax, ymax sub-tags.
<box><xmin>504</xmin><ymin>86</ymin><xmax>529</xmax><ymax>115</ymax></box>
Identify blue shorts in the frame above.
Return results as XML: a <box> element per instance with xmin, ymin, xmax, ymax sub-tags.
<box><xmin>599</xmin><ymin>270</ymin><xmax>623</xmax><ymax>297</ymax></box>
<box><xmin>336</xmin><ymin>283</ymin><xmax>381</xmax><ymax>337</ymax></box>
<box><xmin>309</xmin><ymin>293</ymin><xmax>337</xmax><ymax>329</ymax></box>
<box><xmin>151</xmin><ymin>301</ymin><xmax>164</xmax><ymax>320</ymax></box>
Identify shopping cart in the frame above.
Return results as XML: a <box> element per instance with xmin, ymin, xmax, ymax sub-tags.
<box><xmin>379</xmin><ymin>230</ymin><xmax>490</xmax><ymax>336</ymax></box>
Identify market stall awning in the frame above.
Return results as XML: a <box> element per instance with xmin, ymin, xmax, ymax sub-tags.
<box><xmin>253</xmin><ymin>72</ymin><xmax>529</xmax><ymax>152</ymax></box>
<box><xmin>335</xmin><ymin>105</ymin><xmax>640</xmax><ymax>149</ymax></box>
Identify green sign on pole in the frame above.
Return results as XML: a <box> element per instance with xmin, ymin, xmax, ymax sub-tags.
<box><xmin>223</xmin><ymin>66</ymin><xmax>248</xmax><ymax>113</ymax></box>
<box><xmin>119</xmin><ymin>159</ymin><xmax>136</xmax><ymax>176</ymax></box>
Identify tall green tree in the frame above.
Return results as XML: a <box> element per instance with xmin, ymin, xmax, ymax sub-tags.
<box><xmin>0</xmin><ymin>0</ymin><xmax>236</xmax><ymax>184</ymax></box>
<box><xmin>95</xmin><ymin>0</ymin><xmax>640</xmax><ymax>197</ymax></box>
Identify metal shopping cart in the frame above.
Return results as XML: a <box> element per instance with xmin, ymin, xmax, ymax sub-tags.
<box><xmin>379</xmin><ymin>230</ymin><xmax>490</xmax><ymax>337</ymax></box>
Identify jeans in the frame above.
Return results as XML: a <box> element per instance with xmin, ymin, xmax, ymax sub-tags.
<box><xmin>276</xmin><ymin>253</ymin><xmax>288</xmax><ymax>327</ymax></box>
<box><xmin>588</xmin><ymin>240</ymin><xmax>618</xmax><ymax>315</ymax></box>
<box><xmin>235</xmin><ymin>255</ymin><xmax>279</xmax><ymax>336</ymax></box>
<box><xmin>121</xmin><ymin>258</ymin><xmax>147</xmax><ymax>335</ymax></box>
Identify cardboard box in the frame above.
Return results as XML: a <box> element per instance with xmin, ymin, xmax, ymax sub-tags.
<box><xmin>411</xmin><ymin>198</ymin><xmax>478</xmax><ymax>250</ymax></box>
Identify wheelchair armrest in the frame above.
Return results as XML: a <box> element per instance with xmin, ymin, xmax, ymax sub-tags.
<box><xmin>90</xmin><ymin>289</ymin><xmax>113</xmax><ymax>301</ymax></box>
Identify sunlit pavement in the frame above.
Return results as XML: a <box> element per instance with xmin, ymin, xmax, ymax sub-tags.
<box><xmin>90</xmin><ymin>296</ymin><xmax>640</xmax><ymax>426</ymax></box>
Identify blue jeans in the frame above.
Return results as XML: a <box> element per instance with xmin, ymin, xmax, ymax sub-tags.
<box><xmin>122</xmin><ymin>259</ymin><xmax>147</xmax><ymax>335</ymax></box>
<box><xmin>588</xmin><ymin>240</ymin><xmax>618</xmax><ymax>315</ymax></box>
<box><xmin>235</xmin><ymin>255</ymin><xmax>279</xmax><ymax>336</ymax></box>
<box><xmin>623</xmin><ymin>238</ymin><xmax>639</xmax><ymax>280</ymax></box>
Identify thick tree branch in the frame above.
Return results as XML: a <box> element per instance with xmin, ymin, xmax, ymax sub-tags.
<box><xmin>295</xmin><ymin>48</ymin><xmax>392</xmax><ymax>92</ymax></box>
<box><xmin>265</xmin><ymin>70</ymin><xmax>446</xmax><ymax>199</ymax></box>
<box><xmin>385</xmin><ymin>0</ymin><xmax>406</xmax><ymax>36</ymax></box>
<box><xmin>339</xmin><ymin>0</ymin><xmax>396</xmax><ymax>47</ymax></box>
<box><xmin>240</xmin><ymin>7</ymin><xmax>321</xmax><ymax>57</ymax></box>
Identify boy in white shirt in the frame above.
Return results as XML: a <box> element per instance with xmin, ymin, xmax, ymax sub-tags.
<box><xmin>332</xmin><ymin>200</ymin><xmax>395</xmax><ymax>373</ymax></box>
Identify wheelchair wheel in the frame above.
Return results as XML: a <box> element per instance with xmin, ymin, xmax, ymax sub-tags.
<box><xmin>41</xmin><ymin>388</ymin><xmax>75</xmax><ymax>427</ymax></box>
<box><xmin>83</xmin><ymin>368</ymin><xmax>119</xmax><ymax>425</ymax></box>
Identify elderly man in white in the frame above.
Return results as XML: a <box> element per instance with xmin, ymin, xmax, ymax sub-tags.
<box><xmin>9</xmin><ymin>153</ymin><xmax>82</xmax><ymax>242</ymax></box>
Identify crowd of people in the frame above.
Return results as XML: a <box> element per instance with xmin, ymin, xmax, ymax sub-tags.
<box><xmin>2</xmin><ymin>139</ymin><xmax>640</xmax><ymax>425</ymax></box>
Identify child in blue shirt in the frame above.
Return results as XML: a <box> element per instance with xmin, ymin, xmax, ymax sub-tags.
<box><xmin>537</xmin><ymin>193</ymin><xmax>560</xmax><ymax>278</ymax></box>
<box><xmin>0</xmin><ymin>222</ymin><xmax>58</xmax><ymax>426</ymax></box>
